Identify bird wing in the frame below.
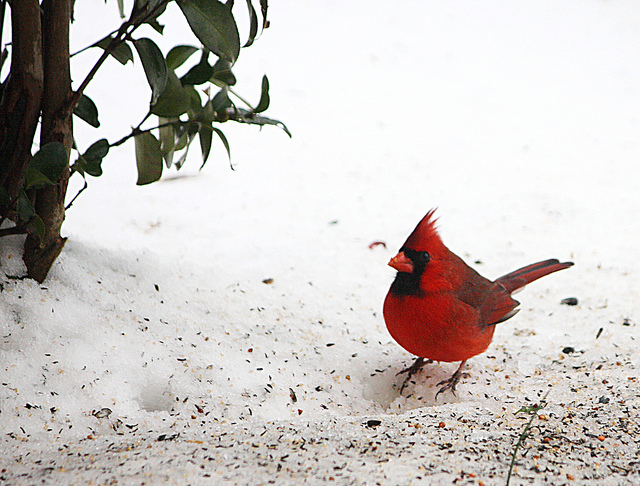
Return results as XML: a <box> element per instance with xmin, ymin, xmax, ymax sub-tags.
<box><xmin>454</xmin><ymin>267</ymin><xmax>520</xmax><ymax>327</ymax></box>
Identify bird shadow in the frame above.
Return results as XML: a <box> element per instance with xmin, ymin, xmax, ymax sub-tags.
<box><xmin>361</xmin><ymin>360</ymin><xmax>467</xmax><ymax>410</ymax></box>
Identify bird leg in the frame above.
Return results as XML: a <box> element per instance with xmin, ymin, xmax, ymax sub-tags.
<box><xmin>397</xmin><ymin>357</ymin><xmax>432</xmax><ymax>393</ymax></box>
<box><xmin>435</xmin><ymin>360</ymin><xmax>469</xmax><ymax>400</ymax></box>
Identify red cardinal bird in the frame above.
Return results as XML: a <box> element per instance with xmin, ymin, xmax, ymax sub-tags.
<box><xmin>383</xmin><ymin>209</ymin><xmax>573</xmax><ymax>398</ymax></box>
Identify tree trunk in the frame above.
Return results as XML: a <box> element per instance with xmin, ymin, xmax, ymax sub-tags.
<box><xmin>0</xmin><ymin>0</ymin><xmax>43</xmax><ymax>206</ymax></box>
<box><xmin>23</xmin><ymin>0</ymin><xmax>74</xmax><ymax>282</ymax></box>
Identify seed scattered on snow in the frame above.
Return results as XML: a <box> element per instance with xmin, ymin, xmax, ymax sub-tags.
<box><xmin>561</xmin><ymin>297</ymin><xmax>578</xmax><ymax>306</ymax></box>
<box><xmin>92</xmin><ymin>408</ymin><xmax>112</xmax><ymax>419</ymax></box>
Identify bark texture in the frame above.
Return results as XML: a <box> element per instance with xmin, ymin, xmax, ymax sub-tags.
<box><xmin>23</xmin><ymin>0</ymin><xmax>74</xmax><ymax>282</ymax></box>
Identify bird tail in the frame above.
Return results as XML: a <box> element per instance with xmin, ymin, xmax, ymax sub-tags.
<box><xmin>495</xmin><ymin>259</ymin><xmax>573</xmax><ymax>294</ymax></box>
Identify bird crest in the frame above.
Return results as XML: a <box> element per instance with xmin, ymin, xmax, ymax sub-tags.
<box><xmin>403</xmin><ymin>209</ymin><xmax>445</xmax><ymax>253</ymax></box>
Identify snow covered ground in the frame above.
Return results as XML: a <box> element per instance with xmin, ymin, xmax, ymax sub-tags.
<box><xmin>2</xmin><ymin>1</ymin><xmax>640</xmax><ymax>484</ymax></box>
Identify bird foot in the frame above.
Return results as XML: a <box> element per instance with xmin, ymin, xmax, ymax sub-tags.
<box><xmin>397</xmin><ymin>357</ymin><xmax>433</xmax><ymax>394</ymax></box>
<box><xmin>434</xmin><ymin>361</ymin><xmax>469</xmax><ymax>400</ymax></box>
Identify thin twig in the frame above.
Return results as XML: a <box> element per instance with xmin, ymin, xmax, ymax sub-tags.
<box><xmin>109</xmin><ymin>119</ymin><xmax>182</xmax><ymax>148</ymax></box>
<box><xmin>65</xmin><ymin>179</ymin><xmax>87</xmax><ymax>210</ymax></box>
<box><xmin>66</xmin><ymin>0</ymin><xmax>172</xmax><ymax>111</ymax></box>
<box><xmin>68</xmin><ymin>23</ymin><xmax>129</xmax><ymax>111</ymax></box>
<box><xmin>69</xmin><ymin>27</ymin><xmax>120</xmax><ymax>58</ymax></box>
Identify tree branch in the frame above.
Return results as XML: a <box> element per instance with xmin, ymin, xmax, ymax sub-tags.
<box><xmin>66</xmin><ymin>0</ymin><xmax>173</xmax><ymax>112</ymax></box>
<box><xmin>24</xmin><ymin>0</ymin><xmax>74</xmax><ymax>283</ymax></box>
<box><xmin>0</xmin><ymin>223</ymin><xmax>27</xmax><ymax>237</ymax></box>
<box><xmin>67</xmin><ymin>22</ymin><xmax>130</xmax><ymax>111</ymax></box>
<box><xmin>0</xmin><ymin>0</ymin><xmax>43</xmax><ymax>198</ymax></box>
<box><xmin>110</xmin><ymin>118</ymin><xmax>184</xmax><ymax>148</ymax></box>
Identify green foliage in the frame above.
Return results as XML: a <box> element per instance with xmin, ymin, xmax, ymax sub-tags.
<box><xmin>166</xmin><ymin>45</ymin><xmax>199</xmax><ymax>70</ymax></box>
<box><xmin>177</xmin><ymin>0</ymin><xmax>240</xmax><ymax>63</ymax></box>
<box><xmin>0</xmin><ymin>142</ymin><xmax>70</xmax><ymax>239</ymax></box>
<box><xmin>133</xmin><ymin>38</ymin><xmax>168</xmax><ymax>104</ymax></box>
<box><xmin>243</xmin><ymin>0</ymin><xmax>259</xmax><ymax>48</ymax></box>
<box><xmin>72</xmin><ymin>139</ymin><xmax>110</xmax><ymax>177</ymax></box>
<box><xmin>151</xmin><ymin>69</ymin><xmax>196</xmax><ymax>117</ymax></box>
<box><xmin>16</xmin><ymin>190</ymin><xmax>36</xmax><ymax>222</ymax></box>
<box><xmin>1</xmin><ymin>0</ymin><xmax>288</xmax><ymax>281</ymax></box>
<box><xmin>93</xmin><ymin>35</ymin><xmax>134</xmax><ymax>65</ymax></box>
<box><xmin>74</xmin><ymin>94</ymin><xmax>100</xmax><ymax>128</ymax></box>
<box><xmin>66</xmin><ymin>0</ymin><xmax>288</xmax><ymax>190</ymax></box>
<box><xmin>24</xmin><ymin>143</ymin><xmax>68</xmax><ymax>190</ymax></box>
<box><xmin>135</xmin><ymin>132</ymin><xmax>164</xmax><ymax>185</ymax></box>
<box><xmin>0</xmin><ymin>139</ymin><xmax>90</xmax><ymax>240</ymax></box>
<box><xmin>254</xmin><ymin>75</ymin><xmax>270</xmax><ymax>113</ymax></box>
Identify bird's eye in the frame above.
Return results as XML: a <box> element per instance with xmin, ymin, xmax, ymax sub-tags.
<box><xmin>417</xmin><ymin>252</ymin><xmax>431</xmax><ymax>264</ymax></box>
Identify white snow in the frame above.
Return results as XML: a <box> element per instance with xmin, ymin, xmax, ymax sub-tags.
<box><xmin>2</xmin><ymin>1</ymin><xmax>640</xmax><ymax>484</ymax></box>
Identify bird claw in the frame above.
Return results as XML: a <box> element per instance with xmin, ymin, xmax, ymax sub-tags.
<box><xmin>434</xmin><ymin>363</ymin><xmax>469</xmax><ymax>400</ymax></box>
<box><xmin>396</xmin><ymin>357</ymin><xmax>432</xmax><ymax>394</ymax></box>
<box><xmin>396</xmin><ymin>358</ymin><xmax>470</xmax><ymax>399</ymax></box>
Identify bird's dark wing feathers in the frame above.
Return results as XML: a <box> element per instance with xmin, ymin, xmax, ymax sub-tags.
<box><xmin>454</xmin><ymin>267</ymin><xmax>520</xmax><ymax>328</ymax></box>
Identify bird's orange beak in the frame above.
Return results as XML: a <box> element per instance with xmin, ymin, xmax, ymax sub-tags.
<box><xmin>388</xmin><ymin>251</ymin><xmax>414</xmax><ymax>273</ymax></box>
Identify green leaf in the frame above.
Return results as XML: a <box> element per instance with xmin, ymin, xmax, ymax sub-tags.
<box><xmin>133</xmin><ymin>0</ymin><xmax>168</xmax><ymax>20</ymax></box>
<box><xmin>174</xmin><ymin>126</ymin><xmax>190</xmax><ymax>152</ymax></box>
<box><xmin>211</xmin><ymin>87</ymin><xmax>232</xmax><ymax>112</ymax></box>
<box><xmin>94</xmin><ymin>36</ymin><xmax>134</xmax><ymax>65</ymax></box>
<box><xmin>147</xmin><ymin>19</ymin><xmax>165</xmax><ymax>34</ymax></box>
<box><xmin>134</xmin><ymin>132</ymin><xmax>163</xmax><ymax>185</ymax></box>
<box><xmin>158</xmin><ymin>118</ymin><xmax>177</xmax><ymax>167</ymax></box>
<box><xmin>243</xmin><ymin>0</ymin><xmax>259</xmax><ymax>48</ymax></box>
<box><xmin>158</xmin><ymin>117</ymin><xmax>179</xmax><ymax>150</ymax></box>
<box><xmin>82</xmin><ymin>139</ymin><xmax>110</xmax><ymax>177</ymax></box>
<box><xmin>211</xmin><ymin>126</ymin><xmax>231</xmax><ymax>160</ymax></box>
<box><xmin>177</xmin><ymin>0</ymin><xmax>240</xmax><ymax>64</ymax></box>
<box><xmin>181</xmin><ymin>60</ymin><xmax>214</xmax><ymax>86</ymax></box>
<box><xmin>151</xmin><ymin>69</ymin><xmax>193</xmax><ymax>117</ymax></box>
<box><xmin>230</xmin><ymin>108</ymin><xmax>291</xmax><ymax>137</ymax></box>
<box><xmin>211</xmin><ymin>58</ymin><xmax>236</xmax><ymax>86</ymax></box>
<box><xmin>174</xmin><ymin>144</ymin><xmax>190</xmax><ymax>170</ymax></box>
<box><xmin>26</xmin><ymin>215</ymin><xmax>45</xmax><ymax>240</ymax></box>
<box><xmin>16</xmin><ymin>190</ymin><xmax>36</xmax><ymax>222</ymax></box>
<box><xmin>259</xmin><ymin>0</ymin><xmax>268</xmax><ymax>29</ymax></box>
<box><xmin>166</xmin><ymin>45</ymin><xmax>199</xmax><ymax>70</ymax></box>
<box><xmin>24</xmin><ymin>142</ymin><xmax>68</xmax><ymax>190</ymax></box>
<box><xmin>73</xmin><ymin>93</ymin><xmax>100</xmax><ymax>128</ymax></box>
<box><xmin>30</xmin><ymin>143</ymin><xmax>68</xmax><ymax>180</ymax></box>
<box><xmin>133</xmin><ymin>38</ymin><xmax>168</xmax><ymax>105</ymax></box>
<box><xmin>188</xmin><ymin>86</ymin><xmax>202</xmax><ymax>111</ymax></box>
<box><xmin>198</xmin><ymin>124</ymin><xmax>213</xmax><ymax>169</ymax></box>
<box><xmin>23</xmin><ymin>168</ymin><xmax>52</xmax><ymax>190</ymax></box>
<box><xmin>199</xmin><ymin>99</ymin><xmax>216</xmax><ymax>124</ymax></box>
<box><xmin>253</xmin><ymin>74</ymin><xmax>270</xmax><ymax>113</ymax></box>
